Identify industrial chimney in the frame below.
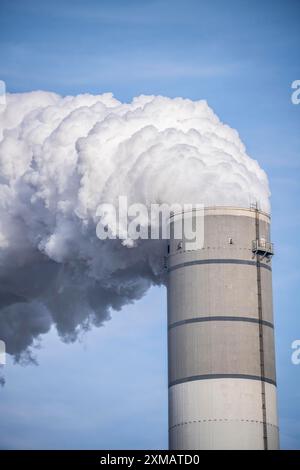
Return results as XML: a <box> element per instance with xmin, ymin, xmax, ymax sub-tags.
<box><xmin>167</xmin><ymin>206</ymin><xmax>279</xmax><ymax>450</ymax></box>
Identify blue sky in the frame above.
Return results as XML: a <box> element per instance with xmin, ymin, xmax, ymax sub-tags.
<box><xmin>0</xmin><ymin>0</ymin><xmax>300</xmax><ymax>449</ymax></box>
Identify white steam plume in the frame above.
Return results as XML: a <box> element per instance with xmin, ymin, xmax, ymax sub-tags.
<box><xmin>0</xmin><ymin>91</ymin><xmax>270</xmax><ymax>360</ymax></box>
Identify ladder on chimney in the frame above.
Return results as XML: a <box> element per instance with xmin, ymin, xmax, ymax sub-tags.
<box><xmin>254</xmin><ymin>203</ymin><xmax>268</xmax><ymax>450</ymax></box>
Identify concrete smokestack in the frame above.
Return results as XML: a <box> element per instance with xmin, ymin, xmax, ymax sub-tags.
<box><xmin>167</xmin><ymin>206</ymin><xmax>279</xmax><ymax>450</ymax></box>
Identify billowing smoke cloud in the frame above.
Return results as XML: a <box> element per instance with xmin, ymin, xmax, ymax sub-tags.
<box><xmin>0</xmin><ymin>91</ymin><xmax>270</xmax><ymax>361</ymax></box>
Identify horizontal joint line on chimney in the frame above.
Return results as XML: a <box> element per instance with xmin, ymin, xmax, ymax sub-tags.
<box><xmin>169</xmin><ymin>374</ymin><xmax>277</xmax><ymax>388</ymax></box>
<box><xmin>168</xmin><ymin>316</ymin><xmax>274</xmax><ymax>330</ymax></box>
